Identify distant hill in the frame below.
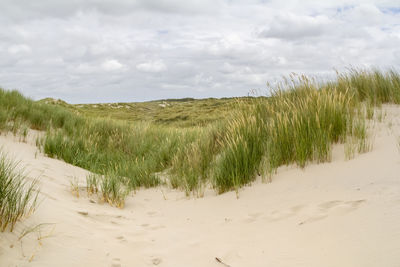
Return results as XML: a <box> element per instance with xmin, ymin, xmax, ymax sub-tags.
<box><xmin>38</xmin><ymin>97</ymin><xmax>69</xmax><ymax>106</ymax></box>
<box><xmin>37</xmin><ymin>97</ymin><xmax>242</xmax><ymax>127</ymax></box>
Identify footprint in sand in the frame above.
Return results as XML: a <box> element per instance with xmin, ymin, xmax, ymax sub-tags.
<box><xmin>150</xmin><ymin>225</ymin><xmax>165</xmax><ymax>231</ymax></box>
<box><xmin>267</xmin><ymin>205</ymin><xmax>304</xmax><ymax>222</ymax></box>
<box><xmin>319</xmin><ymin>199</ymin><xmax>365</xmax><ymax>214</ymax></box>
<box><xmin>298</xmin><ymin>214</ymin><xmax>328</xmax><ymax>225</ymax></box>
<box><xmin>335</xmin><ymin>199</ymin><xmax>366</xmax><ymax>214</ymax></box>
<box><xmin>299</xmin><ymin>199</ymin><xmax>366</xmax><ymax>225</ymax></box>
<box><xmin>111</xmin><ymin>258</ymin><xmax>121</xmax><ymax>267</ymax></box>
<box><xmin>243</xmin><ymin>212</ymin><xmax>263</xmax><ymax>223</ymax></box>
<box><xmin>147</xmin><ymin>211</ymin><xmax>157</xmax><ymax>217</ymax></box>
<box><xmin>319</xmin><ymin>200</ymin><xmax>343</xmax><ymax>209</ymax></box>
<box><xmin>92</xmin><ymin>213</ymin><xmax>129</xmax><ymax>226</ymax></box>
<box><xmin>140</xmin><ymin>223</ymin><xmax>165</xmax><ymax>231</ymax></box>
<box><xmin>244</xmin><ymin>206</ymin><xmax>305</xmax><ymax>223</ymax></box>
<box><xmin>247</xmin><ymin>205</ymin><xmax>302</xmax><ymax>223</ymax></box>
<box><xmin>291</xmin><ymin>205</ymin><xmax>304</xmax><ymax>213</ymax></box>
<box><xmin>116</xmin><ymin>236</ymin><xmax>127</xmax><ymax>242</ymax></box>
<box><xmin>151</xmin><ymin>257</ymin><xmax>162</xmax><ymax>265</ymax></box>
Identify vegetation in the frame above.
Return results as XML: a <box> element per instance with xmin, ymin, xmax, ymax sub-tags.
<box><xmin>86</xmin><ymin>173</ymin><xmax>127</xmax><ymax>208</ymax></box>
<box><xmin>1</xmin><ymin>68</ymin><xmax>400</xmax><ymax>205</ymax></box>
<box><xmin>212</xmin><ymin>77</ymin><xmax>362</xmax><ymax>193</ymax></box>
<box><xmin>0</xmin><ymin>89</ymin><xmax>82</xmax><ymax>133</ymax></box>
<box><xmin>41</xmin><ymin>97</ymin><xmax>238</xmax><ymax>128</ymax></box>
<box><xmin>335</xmin><ymin>69</ymin><xmax>400</xmax><ymax>105</ymax></box>
<box><xmin>0</xmin><ymin>151</ymin><xmax>38</xmax><ymax>232</ymax></box>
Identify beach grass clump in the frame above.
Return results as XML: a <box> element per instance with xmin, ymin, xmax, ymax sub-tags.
<box><xmin>0</xmin><ymin>151</ymin><xmax>38</xmax><ymax>232</ymax></box>
<box><xmin>0</xmin><ymin>88</ymin><xmax>83</xmax><ymax>133</ymax></box>
<box><xmin>169</xmin><ymin>125</ymin><xmax>223</xmax><ymax>196</ymax></box>
<box><xmin>100</xmin><ymin>173</ymin><xmax>127</xmax><ymax>208</ymax></box>
<box><xmin>336</xmin><ymin>69</ymin><xmax>400</xmax><ymax>104</ymax></box>
<box><xmin>85</xmin><ymin>172</ymin><xmax>127</xmax><ymax>208</ymax></box>
<box><xmin>213</xmin><ymin>109</ymin><xmax>265</xmax><ymax>193</ymax></box>
<box><xmin>86</xmin><ymin>173</ymin><xmax>99</xmax><ymax>195</ymax></box>
<box><xmin>212</xmin><ymin>75</ymin><xmax>361</xmax><ymax>193</ymax></box>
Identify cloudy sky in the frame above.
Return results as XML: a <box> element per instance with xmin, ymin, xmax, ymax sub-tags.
<box><xmin>0</xmin><ymin>0</ymin><xmax>399</xmax><ymax>103</ymax></box>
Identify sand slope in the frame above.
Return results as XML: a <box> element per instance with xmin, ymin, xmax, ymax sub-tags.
<box><xmin>1</xmin><ymin>106</ymin><xmax>400</xmax><ymax>267</ymax></box>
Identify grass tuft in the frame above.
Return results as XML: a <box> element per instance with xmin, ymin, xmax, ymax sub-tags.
<box><xmin>86</xmin><ymin>173</ymin><xmax>127</xmax><ymax>208</ymax></box>
<box><xmin>0</xmin><ymin>151</ymin><xmax>38</xmax><ymax>232</ymax></box>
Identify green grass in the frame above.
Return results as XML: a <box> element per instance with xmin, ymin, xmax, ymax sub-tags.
<box><xmin>212</xmin><ymin>78</ymin><xmax>359</xmax><ymax>193</ymax></box>
<box><xmin>1</xmin><ymin>68</ymin><xmax>399</xmax><ymax>203</ymax></box>
<box><xmin>41</xmin><ymin>97</ymin><xmax>238</xmax><ymax>128</ymax></box>
<box><xmin>335</xmin><ymin>68</ymin><xmax>400</xmax><ymax>104</ymax></box>
<box><xmin>169</xmin><ymin>125</ymin><xmax>224</xmax><ymax>196</ymax></box>
<box><xmin>42</xmin><ymin>119</ymin><xmax>199</xmax><ymax>189</ymax></box>
<box><xmin>86</xmin><ymin>173</ymin><xmax>127</xmax><ymax>208</ymax></box>
<box><xmin>0</xmin><ymin>89</ymin><xmax>83</xmax><ymax>132</ymax></box>
<box><xmin>0</xmin><ymin>151</ymin><xmax>38</xmax><ymax>232</ymax></box>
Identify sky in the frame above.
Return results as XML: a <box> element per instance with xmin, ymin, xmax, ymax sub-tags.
<box><xmin>0</xmin><ymin>0</ymin><xmax>399</xmax><ymax>103</ymax></box>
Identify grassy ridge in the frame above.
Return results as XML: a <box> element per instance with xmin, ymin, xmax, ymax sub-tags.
<box><xmin>209</xmin><ymin>70</ymin><xmax>400</xmax><ymax>193</ymax></box>
<box><xmin>0</xmin><ymin>89</ymin><xmax>83</xmax><ymax>133</ymax></box>
<box><xmin>212</xmin><ymin>78</ymin><xmax>360</xmax><ymax>193</ymax></box>
<box><xmin>1</xmin><ymin>69</ymin><xmax>399</xmax><ymax>205</ymax></box>
<box><xmin>42</xmin><ymin>97</ymin><xmax>237</xmax><ymax>128</ymax></box>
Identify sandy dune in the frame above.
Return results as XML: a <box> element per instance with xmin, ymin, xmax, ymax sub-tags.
<box><xmin>1</xmin><ymin>106</ymin><xmax>400</xmax><ymax>267</ymax></box>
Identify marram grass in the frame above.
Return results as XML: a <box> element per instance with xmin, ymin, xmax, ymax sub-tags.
<box><xmin>212</xmin><ymin>79</ymin><xmax>359</xmax><ymax>193</ymax></box>
<box><xmin>0</xmin><ymin>151</ymin><xmax>38</xmax><ymax>232</ymax></box>
<box><xmin>0</xmin><ymin>68</ymin><xmax>399</xmax><ymax>202</ymax></box>
<box><xmin>86</xmin><ymin>172</ymin><xmax>128</xmax><ymax>208</ymax></box>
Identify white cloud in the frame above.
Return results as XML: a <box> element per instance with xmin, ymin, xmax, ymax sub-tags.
<box><xmin>136</xmin><ymin>60</ymin><xmax>167</xmax><ymax>73</ymax></box>
<box><xmin>8</xmin><ymin>44</ymin><xmax>31</xmax><ymax>54</ymax></box>
<box><xmin>76</xmin><ymin>63</ymin><xmax>97</xmax><ymax>74</ymax></box>
<box><xmin>0</xmin><ymin>0</ymin><xmax>399</xmax><ymax>103</ymax></box>
<box><xmin>272</xmin><ymin>56</ymin><xmax>287</xmax><ymax>66</ymax></box>
<box><xmin>260</xmin><ymin>14</ymin><xmax>333</xmax><ymax>39</ymax></box>
<box><xmin>341</xmin><ymin>4</ymin><xmax>384</xmax><ymax>25</ymax></box>
<box><xmin>102</xmin><ymin>59</ymin><xmax>124</xmax><ymax>71</ymax></box>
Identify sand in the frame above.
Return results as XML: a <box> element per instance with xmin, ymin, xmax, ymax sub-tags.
<box><xmin>1</xmin><ymin>106</ymin><xmax>400</xmax><ymax>267</ymax></box>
